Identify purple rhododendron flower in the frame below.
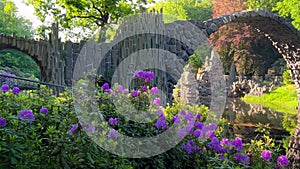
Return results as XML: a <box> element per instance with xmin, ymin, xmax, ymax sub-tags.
<box><xmin>40</xmin><ymin>107</ymin><xmax>48</xmax><ymax>114</ymax></box>
<box><xmin>153</xmin><ymin>98</ymin><xmax>161</xmax><ymax>105</ymax></box>
<box><xmin>150</xmin><ymin>87</ymin><xmax>158</xmax><ymax>95</ymax></box>
<box><xmin>155</xmin><ymin>116</ymin><xmax>167</xmax><ymax>129</ymax></box>
<box><xmin>101</xmin><ymin>83</ymin><xmax>110</xmax><ymax>90</ymax></box>
<box><xmin>277</xmin><ymin>155</ymin><xmax>289</xmax><ymax>167</ymax></box>
<box><xmin>117</xmin><ymin>85</ymin><xmax>123</xmax><ymax>92</ymax></box>
<box><xmin>1</xmin><ymin>71</ymin><xmax>16</xmax><ymax>77</ymax></box>
<box><xmin>208</xmin><ymin>136</ymin><xmax>226</xmax><ymax>153</ymax></box>
<box><xmin>194</xmin><ymin>122</ymin><xmax>204</xmax><ymax>129</ymax></box>
<box><xmin>156</xmin><ymin>109</ymin><xmax>165</xmax><ymax>117</ymax></box>
<box><xmin>172</xmin><ymin>115</ymin><xmax>180</xmax><ymax>124</ymax></box>
<box><xmin>18</xmin><ymin>110</ymin><xmax>34</xmax><ymax>123</ymax></box>
<box><xmin>205</xmin><ymin>130</ymin><xmax>215</xmax><ymax>138</ymax></box>
<box><xmin>261</xmin><ymin>150</ymin><xmax>272</xmax><ymax>161</ymax></box>
<box><xmin>86</xmin><ymin>124</ymin><xmax>95</xmax><ymax>133</ymax></box>
<box><xmin>235</xmin><ymin>153</ymin><xmax>250</xmax><ymax>165</ymax></box>
<box><xmin>131</xmin><ymin>90</ymin><xmax>139</xmax><ymax>97</ymax></box>
<box><xmin>0</xmin><ymin>117</ymin><xmax>6</xmax><ymax>127</ymax></box>
<box><xmin>177</xmin><ymin>128</ymin><xmax>186</xmax><ymax>139</ymax></box>
<box><xmin>123</xmin><ymin>89</ymin><xmax>129</xmax><ymax>94</ymax></box>
<box><xmin>108</xmin><ymin>118</ymin><xmax>118</xmax><ymax>125</ymax></box>
<box><xmin>209</xmin><ymin>123</ymin><xmax>218</xmax><ymax>130</ymax></box>
<box><xmin>220</xmin><ymin>138</ymin><xmax>230</xmax><ymax>147</ymax></box>
<box><xmin>1</xmin><ymin>84</ymin><xmax>9</xmax><ymax>92</ymax></box>
<box><xmin>12</xmin><ymin>87</ymin><xmax>20</xmax><ymax>94</ymax></box>
<box><xmin>219</xmin><ymin>154</ymin><xmax>225</xmax><ymax>160</ymax></box>
<box><xmin>184</xmin><ymin>112</ymin><xmax>193</xmax><ymax>121</ymax></box>
<box><xmin>196</xmin><ymin>114</ymin><xmax>201</xmax><ymax>120</ymax></box>
<box><xmin>231</xmin><ymin>137</ymin><xmax>243</xmax><ymax>151</ymax></box>
<box><xmin>69</xmin><ymin>125</ymin><xmax>78</xmax><ymax>135</ymax></box>
<box><xmin>180</xmin><ymin>110</ymin><xmax>186</xmax><ymax>115</ymax></box>
<box><xmin>193</xmin><ymin>129</ymin><xmax>202</xmax><ymax>137</ymax></box>
<box><xmin>181</xmin><ymin>140</ymin><xmax>200</xmax><ymax>154</ymax></box>
<box><xmin>107</xmin><ymin>129</ymin><xmax>119</xmax><ymax>139</ymax></box>
<box><xmin>133</xmin><ymin>70</ymin><xmax>154</xmax><ymax>82</ymax></box>
<box><xmin>140</xmin><ymin>85</ymin><xmax>147</xmax><ymax>91</ymax></box>
<box><xmin>182</xmin><ymin>140</ymin><xmax>199</xmax><ymax>154</ymax></box>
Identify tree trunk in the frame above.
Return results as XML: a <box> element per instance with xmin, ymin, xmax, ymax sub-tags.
<box><xmin>97</xmin><ymin>26</ymin><xmax>108</xmax><ymax>43</ymax></box>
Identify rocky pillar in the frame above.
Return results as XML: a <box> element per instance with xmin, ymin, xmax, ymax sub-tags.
<box><xmin>180</xmin><ymin>63</ymin><xmax>199</xmax><ymax>105</ymax></box>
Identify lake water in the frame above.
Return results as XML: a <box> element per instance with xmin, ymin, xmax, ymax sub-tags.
<box><xmin>222</xmin><ymin>98</ymin><xmax>291</xmax><ymax>142</ymax></box>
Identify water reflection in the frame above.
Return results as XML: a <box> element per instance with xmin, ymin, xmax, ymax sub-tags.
<box><xmin>222</xmin><ymin>98</ymin><xmax>291</xmax><ymax>142</ymax></box>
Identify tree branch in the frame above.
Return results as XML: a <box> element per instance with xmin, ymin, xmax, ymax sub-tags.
<box><xmin>91</xmin><ymin>1</ymin><xmax>104</xmax><ymax>16</ymax></box>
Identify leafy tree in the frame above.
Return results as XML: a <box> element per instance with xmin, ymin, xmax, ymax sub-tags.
<box><xmin>27</xmin><ymin>0</ymin><xmax>151</xmax><ymax>41</ymax></box>
<box><xmin>210</xmin><ymin>0</ymin><xmax>284</xmax><ymax>76</ymax></box>
<box><xmin>0</xmin><ymin>0</ymin><xmax>33</xmax><ymax>37</ymax></box>
<box><xmin>274</xmin><ymin>0</ymin><xmax>300</xmax><ymax>29</ymax></box>
<box><xmin>0</xmin><ymin>49</ymin><xmax>40</xmax><ymax>78</ymax></box>
<box><xmin>247</xmin><ymin>0</ymin><xmax>280</xmax><ymax>11</ymax></box>
<box><xmin>149</xmin><ymin>0</ymin><xmax>213</xmax><ymax>22</ymax></box>
<box><xmin>0</xmin><ymin>0</ymin><xmax>39</xmax><ymax>78</ymax></box>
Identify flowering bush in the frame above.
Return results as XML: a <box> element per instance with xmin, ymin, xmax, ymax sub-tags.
<box><xmin>0</xmin><ymin>70</ymin><xmax>290</xmax><ymax>168</ymax></box>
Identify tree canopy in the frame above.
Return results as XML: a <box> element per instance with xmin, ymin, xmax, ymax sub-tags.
<box><xmin>149</xmin><ymin>0</ymin><xmax>213</xmax><ymax>22</ymax></box>
<box><xmin>247</xmin><ymin>0</ymin><xmax>280</xmax><ymax>11</ymax></box>
<box><xmin>0</xmin><ymin>0</ymin><xmax>33</xmax><ymax>37</ymax></box>
<box><xmin>274</xmin><ymin>0</ymin><xmax>300</xmax><ymax>29</ymax></box>
<box><xmin>27</xmin><ymin>0</ymin><xmax>151</xmax><ymax>41</ymax></box>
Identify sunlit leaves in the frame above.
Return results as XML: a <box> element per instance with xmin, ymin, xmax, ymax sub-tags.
<box><xmin>0</xmin><ymin>0</ymin><xmax>33</xmax><ymax>37</ymax></box>
<box><xmin>274</xmin><ymin>0</ymin><xmax>300</xmax><ymax>29</ymax></box>
<box><xmin>149</xmin><ymin>0</ymin><xmax>213</xmax><ymax>22</ymax></box>
<box><xmin>247</xmin><ymin>0</ymin><xmax>280</xmax><ymax>11</ymax></box>
<box><xmin>27</xmin><ymin>0</ymin><xmax>150</xmax><ymax>40</ymax></box>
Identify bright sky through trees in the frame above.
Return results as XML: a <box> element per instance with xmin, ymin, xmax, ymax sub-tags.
<box><xmin>11</xmin><ymin>0</ymin><xmax>41</xmax><ymax>29</ymax></box>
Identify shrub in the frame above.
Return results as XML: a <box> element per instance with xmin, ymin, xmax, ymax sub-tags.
<box><xmin>188</xmin><ymin>53</ymin><xmax>204</xmax><ymax>73</ymax></box>
<box><xmin>283</xmin><ymin>69</ymin><xmax>294</xmax><ymax>85</ymax></box>
<box><xmin>0</xmin><ymin>70</ymin><xmax>290</xmax><ymax>168</ymax></box>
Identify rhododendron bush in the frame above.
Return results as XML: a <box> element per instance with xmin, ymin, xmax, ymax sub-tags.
<box><xmin>0</xmin><ymin>71</ymin><xmax>289</xmax><ymax>168</ymax></box>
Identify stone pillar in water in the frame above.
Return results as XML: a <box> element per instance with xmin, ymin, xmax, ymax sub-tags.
<box><xmin>180</xmin><ymin>63</ymin><xmax>199</xmax><ymax>105</ymax></box>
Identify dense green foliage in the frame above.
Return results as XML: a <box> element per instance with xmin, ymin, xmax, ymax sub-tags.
<box><xmin>148</xmin><ymin>0</ymin><xmax>213</xmax><ymax>22</ymax></box>
<box><xmin>282</xmin><ymin>70</ymin><xmax>294</xmax><ymax>85</ymax></box>
<box><xmin>247</xmin><ymin>0</ymin><xmax>280</xmax><ymax>11</ymax></box>
<box><xmin>0</xmin><ymin>49</ymin><xmax>40</xmax><ymax>78</ymax></box>
<box><xmin>0</xmin><ymin>70</ymin><xmax>290</xmax><ymax>168</ymax></box>
<box><xmin>274</xmin><ymin>0</ymin><xmax>300</xmax><ymax>29</ymax></box>
<box><xmin>0</xmin><ymin>0</ymin><xmax>33</xmax><ymax>37</ymax></box>
<box><xmin>27</xmin><ymin>0</ymin><xmax>151</xmax><ymax>41</ymax></box>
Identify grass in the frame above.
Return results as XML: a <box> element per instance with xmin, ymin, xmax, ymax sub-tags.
<box><xmin>242</xmin><ymin>84</ymin><xmax>298</xmax><ymax>115</ymax></box>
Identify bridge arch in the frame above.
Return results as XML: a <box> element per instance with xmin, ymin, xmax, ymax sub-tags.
<box><xmin>0</xmin><ymin>33</ymin><xmax>48</xmax><ymax>80</ymax></box>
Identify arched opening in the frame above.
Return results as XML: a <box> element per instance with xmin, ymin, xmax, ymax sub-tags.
<box><xmin>0</xmin><ymin>49</ymin><xmax>41</xmax><ymax>79</ymax></box>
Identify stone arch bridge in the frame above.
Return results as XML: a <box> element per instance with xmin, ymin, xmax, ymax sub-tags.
<box><xmin>1</xmin><ymin>10</ymin><xmax>300</xmax><ymax>166</ymax></box>
<box><xmin>0</xmin><ymin>10</ymin><xmax>299</xmax><ymax>88</ymax></box>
